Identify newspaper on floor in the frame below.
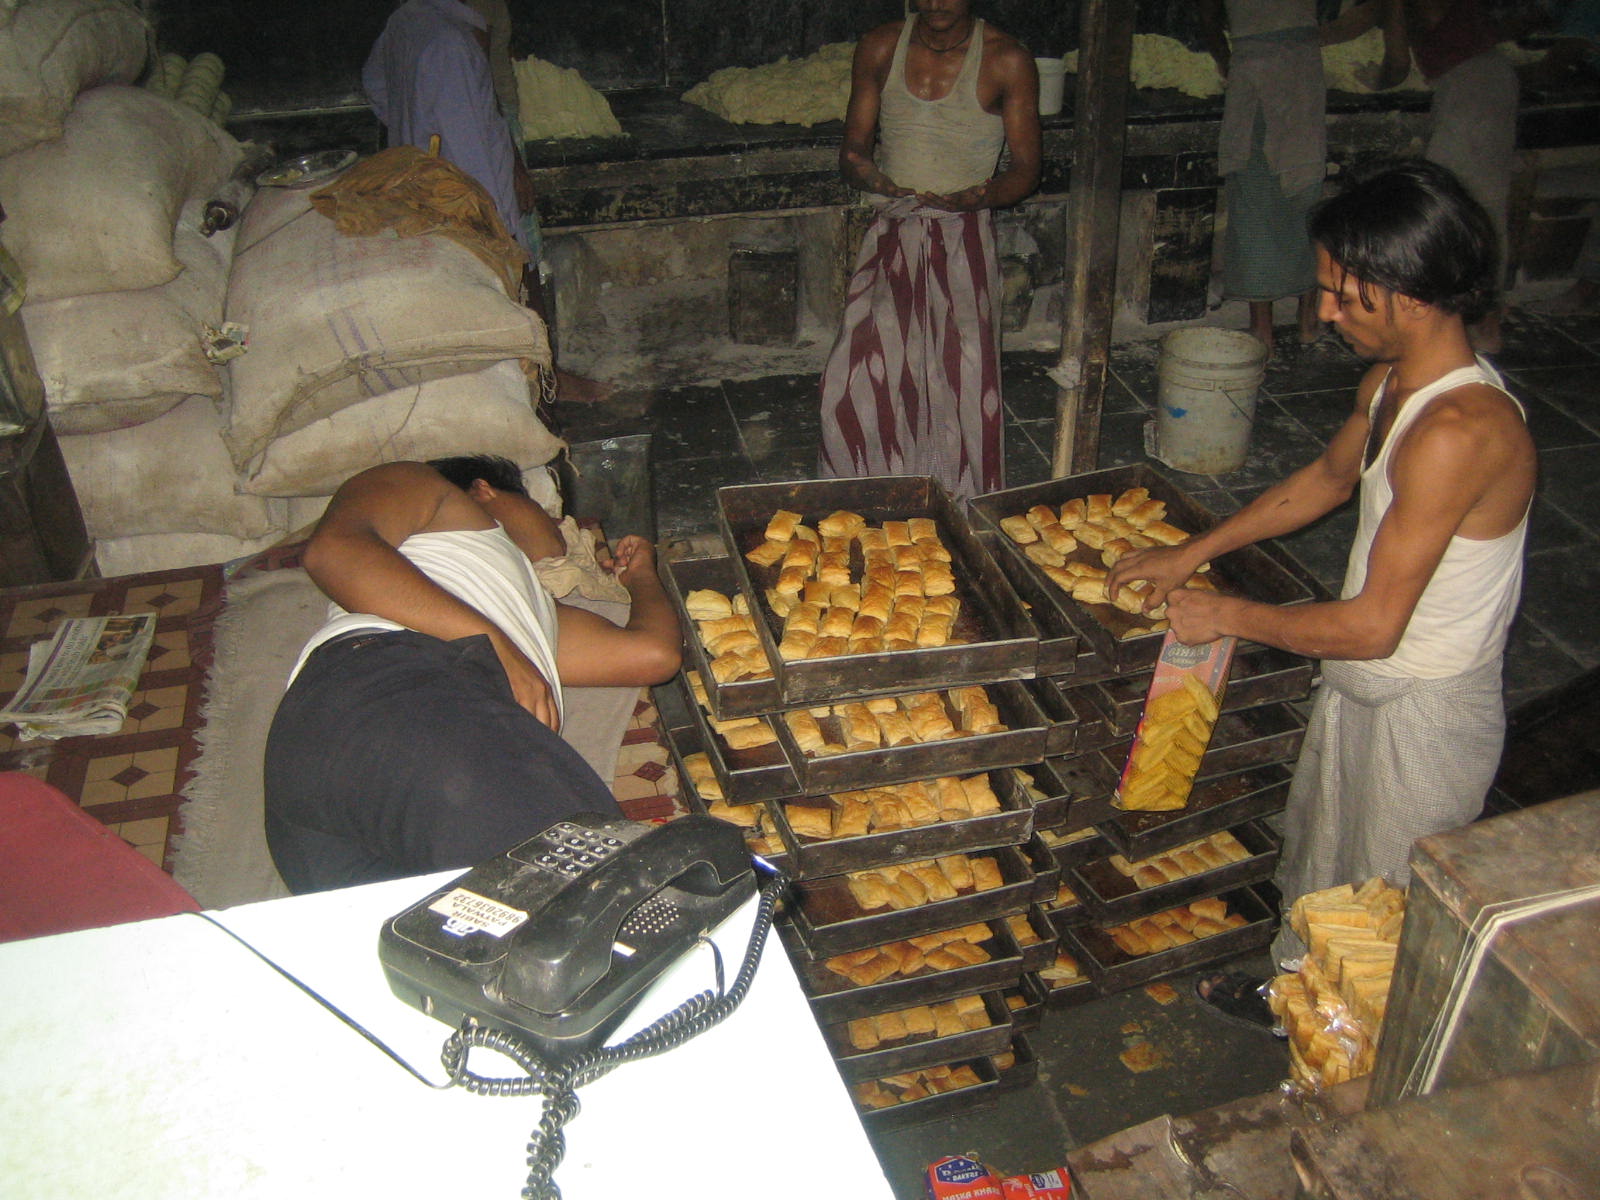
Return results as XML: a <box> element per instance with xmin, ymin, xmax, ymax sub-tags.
<box><xmin>0</xmin><ymin>614</ymin><xmax>157</xmax><ymax>741</ymax></box>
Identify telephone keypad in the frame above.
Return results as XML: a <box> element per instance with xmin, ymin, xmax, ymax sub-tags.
<box><xmin>529</xmin><ymin>821</ymin><xmax>634</xmax><ymax>878</ymax></box>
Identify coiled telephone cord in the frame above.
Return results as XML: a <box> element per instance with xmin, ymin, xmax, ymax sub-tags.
<box><xmin>439</xmin><ymin>875</ymin><xmax>785</xmax><ymax>1200</ymax></box>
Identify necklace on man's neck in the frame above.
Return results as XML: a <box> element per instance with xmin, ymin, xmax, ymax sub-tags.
<box><xmin>913</xmin><ymin>18</ymin><xmax>974</xmax><ymax>54</ymax></box>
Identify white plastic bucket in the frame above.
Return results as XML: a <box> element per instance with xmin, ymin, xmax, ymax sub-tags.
<box><xmin>1148</xmin><ymin>328</ymin><xmax>1267</xmax><ymax>474</ymax></box>
<box><xmin>1036</xmin><ymin>57</ymin><xmax>1065</xmax><ymax>116</ymax></box>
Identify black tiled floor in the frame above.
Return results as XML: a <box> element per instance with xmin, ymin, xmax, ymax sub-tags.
<box><xmin>566</xmin><ymin>300</ymin><xmax>1600</xmax><ymax>1196</ymax></box>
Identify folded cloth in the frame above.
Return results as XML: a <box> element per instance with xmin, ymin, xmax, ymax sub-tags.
<box><xmin>531</xmin><ymin>518</ymin><xmax>630</xmax><ymax>606</ymax></box>
<box><xmin>309</xmin><ymin>144</ymin><xmax>527</xmax><ymax>299</ymax></box>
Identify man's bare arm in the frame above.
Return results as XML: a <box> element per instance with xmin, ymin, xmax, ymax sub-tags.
<box><xmin>554</xmin><ymin>536</ymin><xmax>683</xmax><ymax>687</ymax></box>
<box><xmin>302</xmin><ymin>462</ymin><xmax>559</xmax><ymax>726</ymax></box>
<box><xmin>1107</xmin><ymin>365</ymin><xmax>1380</xmax><ymax>607</ymax></box>
<box><xmin>839</xmin><ymin>27</ymin><xmax>911</xmax><ymax>198</ymax></box>
<box><xmin>1159</xmin><ymin>385</ymin><xmax>1521</xmax><ymax>657</ymax></box>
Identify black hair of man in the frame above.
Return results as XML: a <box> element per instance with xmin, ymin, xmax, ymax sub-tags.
<box><xmin>1308</xmin><ymin>158</ymin><xmax>1498</xmax><ymax>325</ymax></box>
<box><xmin>427</xmin><ymin>453</ymin><xmax>529</xmax><ymax>496</ymax></box>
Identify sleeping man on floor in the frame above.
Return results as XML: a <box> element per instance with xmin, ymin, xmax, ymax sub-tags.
<box><xmin>262</xmin><ymin>454</ymin><xmax>683</xmax><ymax>894</ymax></box>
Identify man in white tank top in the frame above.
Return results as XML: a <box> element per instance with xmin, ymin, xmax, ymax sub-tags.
<box><xmin>817</xmin><ymin>0</ymin><xmax>1041</xmax><ymax>500</ymax></box>
<box><xmin>1110</xmin><ymin>161</ymin><xmax>1536</xmax><ymax>1016</ymax></box>
<box><xmin>263</xmin><ymin>455</ymin><xmax>683</xmax><ymax>893</ymax></box>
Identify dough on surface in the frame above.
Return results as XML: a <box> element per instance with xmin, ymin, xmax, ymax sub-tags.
<box><xmin>682</xmin><ymin>42</ymin><xmax>854</xmax><ymax>127</ymax></box>
<box><xmin>514</xmin><ymin>56</ymin><xmax>622</xmax><ymax>140</ymax></box>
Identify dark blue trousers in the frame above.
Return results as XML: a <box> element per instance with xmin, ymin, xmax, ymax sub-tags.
<box><xmin>264</xmin><ymin>630</ymin><xmax>620</xmax><ymax>894</ymax></box>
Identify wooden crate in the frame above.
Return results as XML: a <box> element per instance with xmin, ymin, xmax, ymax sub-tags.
<box><xmin>1369</xmin><ymin>788</ymin><xmax>1600</xmax><ymax>1106</ymax></box>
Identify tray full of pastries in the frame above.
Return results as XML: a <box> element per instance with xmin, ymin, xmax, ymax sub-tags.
<box><xmin>970</xmin><ymin>464</ymin><xmax>1317</xmax><ymax>672</ymax></box>
<box><xmin>1070</xmin><ymin>820</ymin><xmax>1281</xmax><ymax>925</ymax></box>
<box><xmin>1085</xmin><ymin>645</ymin><xmax>1315</xmax><ymax>736</ymax></box>
<box><xmin>669</xmin><ymin>730</ymin><xmax>792</xmax><ymax>874</ymax></box>
<box><xmin>672</xmin><ymin>672</ymin><xmax>799</xmax><ymax>803</ymax></box>
<box><xmin>770</xmin><ymin>769</ymin><xmax>1034</xmax><ymax>880</ymax></box>
<box><xmin>662</xmin><ymin>555</ymin><xmax>782</xmax><ymax>719</ymax></box>
<box><xmin>827</xmin><ymin>991</ymin><xmax>1012</xmax><ymax>1081</ymax></box>
<box><xmin>1060</xmin><ymin>885</ymin><xmax>1277</xmax><ymax>993</ymax></box>
<box><xmin>786</xmin><ymin>845</ymin><xmax>1035</xmax><ymax>957</ymax></box>
<box><xmin>852</xmin><ymin>1057</ymin><xmax>998</xmax><ymax>1132</ymax></box>
<box><xmin>775</xmin><ymin>680</ymin><xmax>1048</xmax><ymax>795</ymax></box>
<box><xmin>716</xmin><ymin>477</ymin><xmax>1045</xmax><ymax>706</ymax></box>
<box><xmin>1098</xmin><ymin>762</ymin><xmax>1294</xmax><ymax>859</ymax></box>
<box><xmin>798</xmin><ymin>920</ymin><xmax>1028</xmax><ymax>1024</ymax></box>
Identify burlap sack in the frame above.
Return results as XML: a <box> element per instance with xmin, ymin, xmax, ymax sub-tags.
<box><xmin>22</xmin><ymin>198</ymin><xmax>234</xmax><ymax>434</ymax></box>
<box><xmin>93</xmin><ymin>529</ymin><xmax>290</xmax><ymax>578</ymax></box>
<box><xmin>0</xmin><ymin>0</ymin><xmax>149</xmax><ymax>157</ymax></box>
<box><xmin>238</xmin><ymin>359</ymin><xmax>564</xmax><ymax>497</ymax></box>
<box><xmin>57</xmin><ymin>396</ymin><xmax>285</xmax><ymax>540</ymax></box>
<box><xmin>0</xmin><ymin>85</ymin><xmax>243</xmax><ymax>301</ymax></box>
<box><xmin>222</xmin><ymin>194</ymin><xmax>549</xmax><ymax>467</ymax></box>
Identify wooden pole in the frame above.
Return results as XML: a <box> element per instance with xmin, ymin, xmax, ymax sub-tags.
<box><xmin>1050</xmin><ymin>0</ymin><xmax>1135</xmax><ymax>478</ymax></box>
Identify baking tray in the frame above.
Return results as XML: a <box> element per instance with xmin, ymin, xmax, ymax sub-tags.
<box><xmin>1061</xmin><ymin>885</ymin><xmax>1278</xmax><ymax>995</ymax></box>
<box><xmin>799</xmin><ymin>921</ymin><xmax>1026</xmax><ymax>1024</ymax></box>
<box><xmin>786</xmin><ymin>844</ymin><xmax>1036</xmax><ymax>958</ymax></box>
<box><xmin>661</xmin><ymin>555</ymin><xmax>782</xmax><ymax>719</ymax></box>
<box><xmin>855</xmin><ymin>1057</ymin><xmax>1000</xmax><ymax>1134</ymax></box>
<box><xmin>1070</xmin><ymin>819</ymin><xmax>1282</xmax><ymax>926</ymax></box>
<box><xmin>768</xmin><ymin>768</ymin><xmax>1035</xmax><ymax>880</ymax></box>
<box><xmin>1002</xmin><ymin>975</ymin><xmax>1048</xmax><ymax>1032</ymax></box>
<box><xmin>777</xmin><ymin>679</ymin><xmax>1049</xmax><ymax>796</ymax></box>
<box><xmin>1097</xmin><ymin>700</ymin><xmax>1308</xmax><ymax>792</ymax></box>
<box><xmin>1007</xmin><ymin>905</ymin><xmax>1059</xmax><ymax>974</ymax></box>
<box><xmin>1038</xmin><ymin>753</ymin><xmax>1122</xmax><ymax>834</ymax></box>
<box><xmin>970</xmin><ymin>464</ymin><xmax>1317</xmax><ymax>672</ymax></box>
<box><xmin>1038</xmin><ymin>962</ymin><xmax>1099</xmax><ymax>1009</ymax></box>
<box><xmin>1024</xmin><ymin>677</ymin><xmax>1082</xmax><ymax>757</ymax></box>
<box><xmin>672</xmin><ymin>734</ymin><xmax>793</xmax><ymax>876</ymax></box>
<box><xmin>1013</xmin><ymin>757</ymin><xmax>1076</xmax><ymax>831</ymax></box>
<box><xmin>1038</xmin><ymin>823</ymin><xmax>1112</xmax><ymax>872</ymax></box>
<box><xmin>1022</xmin><ymin>833</ymin><xmax>1059</xmax><ymax>902</ymax></box>
<box><xmin>825</xmin><ymin>991</ymin><xmax>1013</xmax><ymax>1082</ymax></box>
<box><xmin>991</xmin><ymin>1032</ymin><xmax>1039</xmax><ymax>1092</ymax></box>
<box><xmin>671</xmin><ymin>675</ymin><xmax>800</xmax><ymax>803</ymax></box>
<box><xmin>1085</xmin><ymin>646</ymin><xmax>1315</xmax><ymax>736</ymax></box>
<box><xmin>716</xmin><ymin>477</ymin><xmax>1046</xmax><ymax>705</ymax></box>
<box><xmin>1098</xmin><ymin>762</ymin><xmax>1294</xmax><ymax>859</ymax></box>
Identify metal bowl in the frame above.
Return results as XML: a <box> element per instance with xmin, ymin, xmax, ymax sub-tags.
<box><xmin>255</xmin><ymin>148</ymin><xmax>358</xmax><ymax>190</ymax></box>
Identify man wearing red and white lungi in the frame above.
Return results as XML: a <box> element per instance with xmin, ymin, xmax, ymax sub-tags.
<box><xmin>818</xmin><ymin>0</ymin><xmax>1041</xmax><ymax>501</ymax></box>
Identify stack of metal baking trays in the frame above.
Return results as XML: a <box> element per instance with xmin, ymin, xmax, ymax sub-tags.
<box><xmin>968</xmin><ymin>463</ymin><xmax>1323</xmax><ymax>1000</ymax></box>
<box><xmin>657</xmin><ymin>476</ymin><xmax>1077</xmax><ymax>1125</ymax></box>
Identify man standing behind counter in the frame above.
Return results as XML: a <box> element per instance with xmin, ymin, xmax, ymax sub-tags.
<box><xmin>1108</xmin><ymin>162</ymin><xmax>1535</xmax><ymax>1003</ymax></box>
<box><xmin>818</xmin><ymin>0</ymin><xmax>1041</xmax><ymax>501</ymax></box>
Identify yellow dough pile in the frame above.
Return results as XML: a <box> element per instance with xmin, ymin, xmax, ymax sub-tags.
<box><xmin>682</xmin><ymin>42</ymin><xmax>855</xmax><ymax>126</ymax></box>
<box><xmin>514</xmin><ymin>55</ymin><xmax>622</xmax><ymax>140</ymax></box>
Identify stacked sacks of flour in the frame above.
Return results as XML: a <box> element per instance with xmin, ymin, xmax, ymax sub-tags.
<box><xmin>0</xmin><ymin>1</ymin><xmax>268</xmax><ymax>574</ymax></box>
<box><xmin>216</xmin><ymin>179</ymin><xmax>563</xmax><ymax>544</ymax></box>
<box><xmin>0</xmin><ymin>2</ymin><xmax>563</xmax><ymax>576</ymax></box>
<box><xmin>1267</xmin><ymin>876</ymin><xmax>1407</xmax><ymax>1090</ymax></box>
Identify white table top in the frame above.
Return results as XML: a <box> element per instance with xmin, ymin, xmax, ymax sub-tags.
<box><xmin>0</xmin><ymin>872</ymin><xmax>894</xmax><ymax>1199</ymax></box>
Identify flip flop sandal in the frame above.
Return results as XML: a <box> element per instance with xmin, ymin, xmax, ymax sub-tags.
<box><xmin>1194</xmin><ymin>971</ymin><xmax>1284</xmax><ymax>1038</ymax></box>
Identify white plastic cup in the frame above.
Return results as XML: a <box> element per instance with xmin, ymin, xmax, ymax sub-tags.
<box><xmin>1036</xmin><ymin>57</ymin><xmax>1066</xmax><ymax>117</ymax></box>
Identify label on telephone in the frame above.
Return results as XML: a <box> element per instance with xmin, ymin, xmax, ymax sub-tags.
<box><xmin>428</xmin><ymin>888</ymin><xmax>529</xmax><ymax>938</ymax></box>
